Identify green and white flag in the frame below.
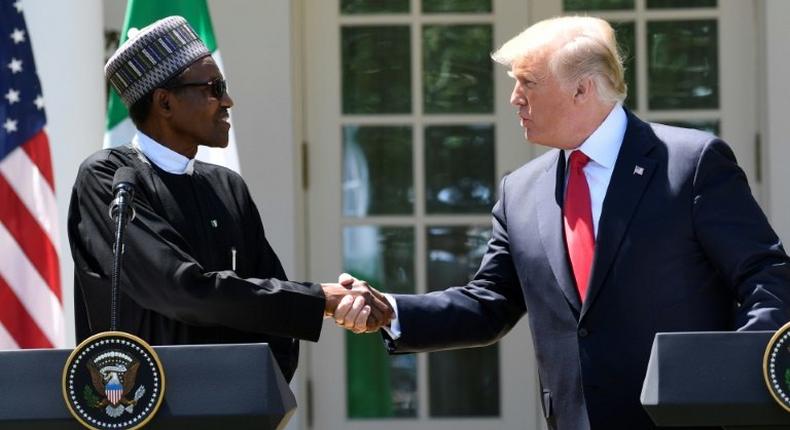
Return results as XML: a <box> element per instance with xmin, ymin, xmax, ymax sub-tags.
<box><xmin>104</xmin><ymin>0</ymin><xmax>240</xmax><ymax>173</ymax></box>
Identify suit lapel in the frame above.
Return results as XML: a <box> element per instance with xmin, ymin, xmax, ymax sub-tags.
<box><xmin>536</xmin><ymin>151</ymin><xmax>582</xmax><ymax>313</ymax></box>
<box><xmin>581</xmin><ymin>113</ymin><xmax>657</xmax><ymax>319</ymax></box>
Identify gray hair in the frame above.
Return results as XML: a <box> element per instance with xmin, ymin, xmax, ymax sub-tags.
<box><xmin>492</xmin><ymin>16</ymin><xmax>627</xmax><ymax>104</ymax></box>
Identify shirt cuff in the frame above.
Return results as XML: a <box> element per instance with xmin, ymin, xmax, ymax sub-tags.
<box><xmin>382</xmin><ymin>293</ymin><xmax>402</xmax><ymax>340</ymax></box>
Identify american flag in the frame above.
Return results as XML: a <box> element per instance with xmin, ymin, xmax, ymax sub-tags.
<box><xmin>0</xmin><ymin>0</ymin><xmax>64</xmax><ymax>349</ymax></box>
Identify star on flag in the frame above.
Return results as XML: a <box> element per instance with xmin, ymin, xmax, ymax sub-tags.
<box><xmin>3</xmin><ymin>118</ymin><xmax>18</xmax><ymax>133</ymax></box>
<box><xmin>10</xmin><ymin>28</ymin><xmax>25</xmax><ymax>44</ymax></box>
<box><xmin>7</xmin><ymin>57</ymin><xmax>22</xmax><ymax>74</ymax></box>
<box><xmin>5</xmin><ymin>88</ymin><xmax>20</xmax><ymax>105</ymax></box>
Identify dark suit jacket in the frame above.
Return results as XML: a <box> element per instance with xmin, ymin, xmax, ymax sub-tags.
<box><xmin>386</xmin><ymin>110</ymin><xmax>790</xmax><ymax>429</ymax></box>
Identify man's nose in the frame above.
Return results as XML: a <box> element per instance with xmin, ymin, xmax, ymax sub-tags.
<box><xmin>509</xmin><ymin>84</ymin><xmax>524</xmax><ymax>106</ymax></box>
<box><xmin>222</xmin><ymin>91</ymin><xmax>234</xmax><ymax>108</ymax></box>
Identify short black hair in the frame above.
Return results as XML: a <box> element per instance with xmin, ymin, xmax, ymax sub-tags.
<box><xmin>127</xmin><ymin>72</ymin><xmax>186</xmax><ymax>127</ymax></box>
<box><xmin>128</xmin><ymin>91</ymin><xmax>154</xmax><ymax>128</ymax></box>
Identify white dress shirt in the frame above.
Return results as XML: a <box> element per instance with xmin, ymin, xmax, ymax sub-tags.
<box><xmin>563</xmin><ymin>103</ymin><xmax>627</xmax><ymax>238</ymax></box>
<box><xmin>383</xmin><ymin>104</ymin><xmax>627</xmax><ymax>339</ymax></box>
<box><xmin>131</xmin><ymin>131</ymin><xmax>196</xmax><ymax>175</ymax></box>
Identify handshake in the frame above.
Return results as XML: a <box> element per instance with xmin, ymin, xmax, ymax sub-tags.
<box><xmin>321</xmin><ymin>273</ymin><xmax>394</xmax><ymax>334</ymax></box>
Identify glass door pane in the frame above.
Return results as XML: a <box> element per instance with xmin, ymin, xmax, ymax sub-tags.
<box><xmin>426</xmin><ymin>226</ymin><xmax>498</xmax><ymax>417</ymax></box>
<box><xmin>342</xmin><ymin>26</ymin><xmax>412</xmax><ymax>114</ymax></box>
<box><xmin>422</xmin><ymin>25</ymin><xmax>494</xmax><ymax>113</ymax></box>
<box><xmin>343</xmin><ymin>126</ymin><xmax>414</xmax><ymax>216</ymax></box>
<box><xmin>647</xmin><ymin>20</ymin><xmax>718</xmax><ymax>110</ymax></box>
<box><xmin>424</xmin><ymin>125</ymin><xmax>495</xmax><ymax>214</ymax></box>
<box><xmin>344</xmin><ymin>226</ymin><xmax>416</xmax><ymax>418</ymax></box>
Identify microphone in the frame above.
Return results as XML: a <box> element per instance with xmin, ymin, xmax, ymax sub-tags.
<box><xmin>108</xmin><ymin>167</ymin><xmax>137</xmax><ymax>331</ymax></box>
<box><xmin>109</xmin><ymin>167</ymin><xmax>137</xmax><ymax>223</ymax></box>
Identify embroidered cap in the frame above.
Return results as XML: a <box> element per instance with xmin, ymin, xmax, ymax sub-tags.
<box><xmin>105</xmin><ymin>16</ymin><xmax>210</xmax><ymax>108</ymax></box>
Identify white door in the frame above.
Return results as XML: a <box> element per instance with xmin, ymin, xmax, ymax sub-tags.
<box><xmin>303</xmin><ymin>1</ymin><xmax>543</xmax><ymax>429</ymax></box>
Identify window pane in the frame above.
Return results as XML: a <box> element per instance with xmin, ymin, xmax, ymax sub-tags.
<box><xmin>564</xmin><ymin>0</ymin><xmax>634</xmax><ymax>11</ymax></box>
<box><xmin>343</xmin><ymin>226</ymin><xmax>415</xmax><ymax>295</ymax></box>
<box><xmin>426</xmin><ymin>226</ymin><xmax>499</xmax><ymax>417</ymax></box>
<box><xmin>647</xmin><ymin>0</ymin><xmax>716</xmax><ymax>9</ymax></box>
<box><xmin>423</xmin><ymin>25</ymin><xmax>493</xmax><ymax>113</ymax></box>
<box><xmin>660</xmin><ymin>119</ymin><xmax>720</xmax><ymax>136</ymax></box>
<box><xmin>345</xmin><ymin>226</ymin><xmax>416</xmax><ymax>418</ymax></box>
<box><xmin>425</xmin><ymin>125</ymin><xmax>496</xmax><ymax>214</ymax></box>
<box><xmin>429</xmin><ymin>347</ymin><xmax>499</xmax><ymax>416</ymax></box>
<box><xmin>422</xmin><ymin>0</ymin><xmax>492</xmax><ymax>13</ymax></box>
<box><xmin>426</xmin><ymin>225</ymin><xmax>490</xmax><ymax>288</ymax></box>
<box><xmin>612</xmin><ymin>21</ymin><xmax>636</xmax><ymax>110</ymax></box>
<box><xmin>343</xmin><ymin>126</ymin><xmax>413</xmax><ymax>216</ymax></box>
<box><xmin>647</xmin><ymin>20</ymin><xmax>718</xmax><ymax>110</ymax></box>
<box><xmin>341</xmin><ymin>0</ymin><xmax>410</xmax><ymax>14</ymax></box>
<box><xmin>343</xmin><ymin>26</ymin><xmax>411</xmax><ymax>114</ymax></box>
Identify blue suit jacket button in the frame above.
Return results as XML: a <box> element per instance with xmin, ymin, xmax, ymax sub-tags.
<box><xmin>578</xmin><ymin>327</ymin><xmax>589</xmax><ymax>337</ymax></box>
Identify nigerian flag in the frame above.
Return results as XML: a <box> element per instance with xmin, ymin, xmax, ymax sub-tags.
<box><xmin>104</xmin><ymin>0</ymin><xmax>240</xmax><ymax>173</ymax></box>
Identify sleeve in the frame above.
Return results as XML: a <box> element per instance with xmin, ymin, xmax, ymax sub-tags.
<box><xmin>692</xmin><ymin>139</ymin><xmax>790</xmax><ymax>330</ymax></box>
<box><xmin>68</xmin><ymin>156</ymin><xmax>326</xmax><ymax>341</ymax></box>
<box><xmin>384</xmin><ymin>175</ymin><xmax>527</xmax><ymax>353</ymax></box>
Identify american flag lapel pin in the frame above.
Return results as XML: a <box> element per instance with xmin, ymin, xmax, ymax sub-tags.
<box><xmin>633</xmin><ymin>165</ymin><xmax>644</xmax><ymax>176</ymax></box>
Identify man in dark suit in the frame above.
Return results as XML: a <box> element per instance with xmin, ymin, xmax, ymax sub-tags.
<box><xmin>333</xmin><ymin>16</ymin><xmax>790</xmax><ymax>429</ymax></box>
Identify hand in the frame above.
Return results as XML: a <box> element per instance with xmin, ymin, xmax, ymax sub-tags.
<box><xmin>321</xmin><ymin>273</ymin><xmax>393</xmax><ymax>333</ymax></box>
<box><xmin>334</xmin><ymin>273</ymin><xmax>393</xmax><ymax>333</ymax></box>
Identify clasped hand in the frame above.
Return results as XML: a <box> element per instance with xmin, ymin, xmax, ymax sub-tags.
<box><xmin>322</xmin><ymin>273</ymin><xmax>393</xmax><ymax>334</ymax></box>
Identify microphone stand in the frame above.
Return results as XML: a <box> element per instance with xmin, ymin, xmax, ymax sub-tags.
<box><xmin>110</xmin><ymin>187</ymin><xmax>134</xmax><ymax>332</ymax></box>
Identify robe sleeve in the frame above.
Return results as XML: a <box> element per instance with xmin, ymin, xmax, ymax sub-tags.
<box><xmin>68</xmin><ymin>152</ymin><xmax>326</xmax><ymax>341</ymax></box>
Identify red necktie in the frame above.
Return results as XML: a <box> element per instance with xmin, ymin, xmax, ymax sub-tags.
<box><xmin>564</xmin><ymin>151</ymin><xmax>595</xmax><ymax>302</ymax></box>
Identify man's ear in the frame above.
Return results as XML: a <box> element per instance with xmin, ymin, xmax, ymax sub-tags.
<box><xmin>152</xmin><ymin>88</ymin><xmax>173</xmax><ymax>118</ymax></box>
<box><xmin>573</xmin><ymin>77</ymin><xmax>594</xmax><ymax>104</ymax></box>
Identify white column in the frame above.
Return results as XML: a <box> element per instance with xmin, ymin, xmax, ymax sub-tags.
<box><xmin>24</xmin><ymin>0</ymin><xmax>106</xmax><ymax>348</ymax></box>
<box><xmin>762</xmin><ymin>0</ymin><xmax>790</xmax><ymax>243</ymax></box>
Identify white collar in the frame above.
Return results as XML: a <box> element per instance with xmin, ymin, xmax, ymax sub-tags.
<box><xmin>565</xmin><ymin>103</ymin><xmax>627</xmax><ymax>169</ymax></box>
<box><xmin>131</xmin><ymin>131</ymin><xmax>195</xmax><ymax>175</ymax></box>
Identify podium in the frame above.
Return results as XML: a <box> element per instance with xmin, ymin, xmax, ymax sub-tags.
<box><xmin>640</xmin><ymin>331</ymin><xmax>790</xmax><ymax>429</ymax></box>
<box><xmin>0</xmin><ymin>343</ymin><xmax>295</xmax><ymax>429</ymax></box>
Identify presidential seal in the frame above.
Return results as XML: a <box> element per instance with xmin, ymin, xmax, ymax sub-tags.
<box><xmin>63</xmin><ymin>331</ymin><xmax>165</xmax><ymax>430</ymax></box>
<box><xmin>764</xmin><ymin>321</ymin><xmax>790</xmax><ymax>413</ymax></box>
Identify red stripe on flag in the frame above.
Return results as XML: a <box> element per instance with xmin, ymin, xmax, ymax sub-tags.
<box><xmin>0</xmin><ymin>175</ymin><xmax>62</xmax><ymax>300</ymax></box>
<box><xmin>21</xmin><ymin>131</ymin><xmax>55</xmax><ymax>191</ymax></box>
<box><xmin>0</xmin><ymin>274</ymin><xmax>53</xmax><ymax>349</ymax></box>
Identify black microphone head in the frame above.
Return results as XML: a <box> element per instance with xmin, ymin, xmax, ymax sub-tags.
<box><xmin>112</xmin><ymin>167</ymin><xmax>137</xmax><ymax>192</ymax></box>
<box><xmin>109</xmin><ymin>167</ymin><xmax>137</xmax><ymax>221</ymax></box>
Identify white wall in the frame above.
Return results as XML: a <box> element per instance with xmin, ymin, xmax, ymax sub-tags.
<box><xmin>24</xmin><ymin>0</ymin><xmax>106</xmax><ymax>348</ymax></box>
<box><xmin>762</xmin><ymin>0</ymin><xmax>790</xmax><ymax>243</ymax></box>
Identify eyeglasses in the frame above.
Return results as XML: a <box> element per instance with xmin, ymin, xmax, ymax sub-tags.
<box><xmin>166</xmin><ymin>77</ymin><xmax>227</xmax><ymax>99</ymax></box>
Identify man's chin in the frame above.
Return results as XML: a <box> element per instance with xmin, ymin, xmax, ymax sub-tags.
<box><xmin>205</xmin><ymin>136</ymin><xmax>230</xmax><ymax>148</ymax></box>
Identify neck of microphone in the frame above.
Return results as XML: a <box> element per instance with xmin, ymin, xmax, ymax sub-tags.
<box><xmin>109</xmin><ymin>167</ymin><xmax>137</xmax><ymax>332</ymax></box>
